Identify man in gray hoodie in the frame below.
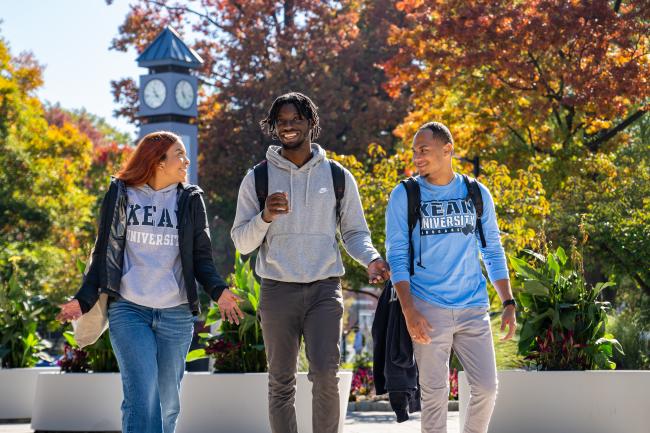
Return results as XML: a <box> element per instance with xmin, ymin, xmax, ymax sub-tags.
<box><xmin>231</xmin><ymin>92</ymin><xmax>389</xmax><ymax>433</ymax></box>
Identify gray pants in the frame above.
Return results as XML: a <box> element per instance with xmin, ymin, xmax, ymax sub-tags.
<box><xmin>259</xmin><ymin>277</ymin><xmax>344</xmax><ymax>433</ymax></box>
<box><xmin>413</xmin><ymin>297</ymin><xmax>498</xmax><ymax>433</ymax></box>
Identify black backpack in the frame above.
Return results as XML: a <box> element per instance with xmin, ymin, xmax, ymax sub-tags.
<box><xmin>400</xmin><ymin>174</ymin><xmax>486</xmax><ymax>276</ymax></box>
<box><xmin>252</xmin><ymin>159</ymin><xmax>346</xmax><ymax>226</ymax></box>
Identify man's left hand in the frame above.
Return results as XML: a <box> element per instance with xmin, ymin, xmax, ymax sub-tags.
<box><xmin>500</xmin><ymin>305</ymin><xmax>517</xmax><ymax>341</ymax></box>
<box><xmin>368</xmin><ymin>258</ymin><xmax>390</xmax><ymax>284</ymax></box>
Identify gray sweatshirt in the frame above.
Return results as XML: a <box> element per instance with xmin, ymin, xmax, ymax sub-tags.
<box><xmin>231</xmin><ymin>144</ymin><xmax>380</xmax><ymax>283</ymax></box>
<box><xmin>120</xmin><ymin>183</ymin><xmax>187</xmax><ymax>308</ymax></box>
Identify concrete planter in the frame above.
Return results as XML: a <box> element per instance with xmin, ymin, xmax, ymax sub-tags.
<box><xmin>459</xmin><ymin>370</ymin><xmax>650</xmax><ymax>433</ymax></box>
<box><xmin>31</xmin><ymin>370</ymin><xmax>353</xmax><ymax>433</ymax></box>
<box><xmin>31</xmin><ymin>372</ymin><xmax>123</xmax><ymax>432</ymax></box>
<box><xmin>0</xmin><ymin>367</ymin><xmax>58</xmax><ymax>421</ymax></box>
<box><xmin>176</xmin><ymin>371</ymin><xmax>353</xmax><ymax>433</ymax></box>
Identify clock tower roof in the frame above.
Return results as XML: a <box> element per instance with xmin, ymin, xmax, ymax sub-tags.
<box><xmin>137</xmin><ymin>26</ymin><xmax>203</xmax><ymax>69</ymax></box>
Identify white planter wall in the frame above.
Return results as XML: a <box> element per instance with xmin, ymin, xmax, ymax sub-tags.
<box><xmin>31</xmin><ymin>372</ymin><xmax>123</xmax><ymax>432</ymax></box>
<box><xmin>177</xmin><ymin>371</ymin><xmax>353</xmax><ymax>433</ymax></box>
<box><xmin>31</xmin><ymin>371</ymin><xmax>353</xmax><ymax>433</ymax></box>
<box><xmin>0</xmin><ymin>367</ymin><xmax>58</xmax><ymax>420</ymax></box>
<box><xmin>459</xmin><ymin>370</ymin><xmax>650</xmax><ymax>433</ymax></box>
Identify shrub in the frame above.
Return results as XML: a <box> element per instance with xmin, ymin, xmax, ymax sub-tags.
<box><xmin>187</xmin><ymin>251</ymin><xmax>266</xmax><ymax>372</ymax></box>
<box><xmin>510</xmin><ymin>246</ymin><xmax>622</xmax><ymax>370</ymax></box>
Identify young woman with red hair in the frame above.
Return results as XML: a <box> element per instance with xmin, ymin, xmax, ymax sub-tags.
<box><xmin>57</xmin><ymin>131</ymin><xmax>243</xmax><ymax>433</ymax></box>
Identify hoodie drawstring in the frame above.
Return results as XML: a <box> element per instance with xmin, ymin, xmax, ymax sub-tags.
<box><xmin>289</xmin><ymin>168</ymin><xmax>294</xmax><ymax>213</ymax></box>
<box><xmin>305</xmin><ymin>167</ymin><xmax>312</xmax><ymax>207</ymax></box>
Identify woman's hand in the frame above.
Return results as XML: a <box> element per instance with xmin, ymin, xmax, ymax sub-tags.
<box><xmin>56</xmin><ymin>299</ymin><xmax>82</xmax><ymax>323</ymax></box>
<box><xmin>217</xmin><ymin>289</ymin><xmax>245</xmax><ymax>325</ymax></box>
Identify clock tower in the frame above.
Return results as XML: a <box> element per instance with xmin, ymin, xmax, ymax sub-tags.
<box><xmin>137</xmin><ymin>26</ymin><xmax>203</xmax><ymax>184</ymax></box>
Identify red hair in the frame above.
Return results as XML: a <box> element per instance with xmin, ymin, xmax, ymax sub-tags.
<box><xmin>116</xmin><ymin>131</ymin><xmax>180</xmax><ymax>186</ymax></box>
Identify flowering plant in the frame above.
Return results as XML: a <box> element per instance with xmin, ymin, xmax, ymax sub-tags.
<box><xmin>511</xmin><ymin>246</ymin><xmax>622</xmax><ymax>370</ymax></box>
<box><xmin>448</xmin><ymin>368</ymin><xmax>458</xmax><ymax>400</ymax></box>
<box><xmin>349</xmin><ymin>353</ymin><xmax>374</xmax><ymax>401</ymax></box>
<box><xmin>187</xmin><ymin>252</ymin><xmax>266</xmax><ymax>372</ymax></box>
<box><xmin>203</xmin><ymin>338</ymin><xmax>243</xmax><ymax>372</ymax></box>
<box><xmin>58</xmin><ymin>343</ymin><xmax>90</xmax><ymax>373</ymax></box>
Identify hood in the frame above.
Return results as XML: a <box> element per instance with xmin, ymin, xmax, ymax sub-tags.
<box><xmin>266</xmin><ymin>143</ymin><xmax>326</xmax><ymax>172</ymax></box>
<box><xmin>264</xmin><ymin>143</ymin><xmax>327</xmax><ymax>209</ymax></box>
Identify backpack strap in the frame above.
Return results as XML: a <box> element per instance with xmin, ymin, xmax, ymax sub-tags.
<box><xmin>253</xmin><ymin>160</ymin><xmax>268</xmax><ymax>211</ymax></box>
<box><xmin>461</xmin><ymin>174</ymin><xmax>487</xmax><ymax>248</ymax></box>
<box><xmin>329</xmin><ymin>160</ymin><xmax>346</xmax><ymax>227</ymax></box>
<box><xmin>254</xmin><ymin>158</ymin><xmax>345</xmax><ymax>223</ymax></box>
<box><xmin>400</xmin><ymin>177</ymin><xmax>421</xmax><ymax>276</ymax></box>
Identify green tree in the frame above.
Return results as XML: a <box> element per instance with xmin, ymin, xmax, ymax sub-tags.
<box><xmin>0</xmin><ymin>38</ymin><xmax>95</xmax><ymax>301</ymax></box>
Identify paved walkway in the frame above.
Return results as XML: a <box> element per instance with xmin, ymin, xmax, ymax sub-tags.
<box><xmin>0</xmin><ymin>412</ymin><xmax>459</xmax><ymax>433</ymax></box>
<box><xmin>346</xmin><ymin>411</ymin><xmax>459</xmax><ymax>433</ymax></box>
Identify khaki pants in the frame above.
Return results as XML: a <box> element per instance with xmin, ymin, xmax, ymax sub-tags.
<box><xmin>259</xmin><ymin>277</ymin><xmax>344</xmax><ymax>433</ymax></box>
<box><xmin>413</xmin><ymin>296</ymin><xmax>498</xmax><ymax>433</ymax></box>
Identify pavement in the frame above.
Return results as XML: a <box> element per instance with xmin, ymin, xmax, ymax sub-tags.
<box><xmin>0</xmin><ymin>412</ymin><xmax>460</xmax><ymax>433</ymax></box>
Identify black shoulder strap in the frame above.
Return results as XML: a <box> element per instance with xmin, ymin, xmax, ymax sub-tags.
<box><xmin>329</xmin><ymin>160</ymin><xmax>345</xmax><ymax>226</ymax></box>
<box><xmin>253</xmin><ymin>160</ymin><xmax>268</xmax><ymax>211</ymax></box>
<box><xmin>400</xmin><ymin>177</ymin><xmax>420</xmax><ymax>276</ymax></box>
<box><xmin>462</xmin><ymin>174</ymin><xmax>487</xmax><ymax>248</ymax></box>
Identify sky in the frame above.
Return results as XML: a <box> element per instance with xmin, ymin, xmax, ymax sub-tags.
<box><xmin>1</xmin><ymin>0</ymin><xmax>143</xmax><ymax>137</ymax></box>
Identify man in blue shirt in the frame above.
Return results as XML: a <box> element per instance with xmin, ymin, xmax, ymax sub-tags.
<box><xmin>385</xmin><ymin>122</ymin><xmax>517</xmax><ymax>433</ymax></box>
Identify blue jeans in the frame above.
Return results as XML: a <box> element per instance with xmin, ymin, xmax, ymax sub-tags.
<box><xmin>108</xmin><ymin>298</ymin><xmax>195</xmax><ymax>433</ymax></box>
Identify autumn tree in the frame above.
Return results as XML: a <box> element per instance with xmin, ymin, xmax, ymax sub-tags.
<box><xmin>0</xmin><ymin>38</ymin><xmax>97</xmax><ymax>301</ymax></box>
<box><xmin>385</xmin><ymin>0</ymin><xmax>649</xmax><ymax>292</ymax></box>
<box><xmin>107</xmin><ymin>0</ymin><xmax>409</xmax><ymax>272</ymax></box>
<box><xmin>45</xmin><ymin>104</ymin><xmax>133</xmax><ymax>201</ymax></box>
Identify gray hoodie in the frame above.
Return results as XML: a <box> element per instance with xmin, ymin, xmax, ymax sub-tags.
<box><xmin>231</xmin><ymin>144</ymin><xmax>380</xmax><ymax>283</ymax></box>
<box><xmin>120</xmin><ymin>183</ymin><xmax>187</xmax><ymax>308</ymax></box>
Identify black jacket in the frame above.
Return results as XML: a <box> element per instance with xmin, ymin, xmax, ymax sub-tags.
<box><xmin>372</xmin><ymin>281</ymin><xmax>420</xmax><ymax>422</ymax></box>
<box><xmin>74</xmin><ymin>178</ymin><xmax>228</xmax><ymax>315</ymax></box>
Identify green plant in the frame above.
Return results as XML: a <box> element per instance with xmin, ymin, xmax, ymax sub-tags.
<box><xmin>187</xmin><ymin>251</ymin><xmax>267</xmax><ymax>372</ymax></box>
<box><xmin>0</xmin><ymin>256</ymin><xmax>55</xmax><ymax>368</ymax></box>
<box><xmin>60</xmin><ymin>330</ymin><xmax>119</xmax><ymax>373</ymax></box>
<box><xmin>609</xmin><ymin>312</ymin><xmax>650</xmax><ymax>370</ymax></box>
<box><xmin>510</xmin><ymin>246</ymin><xmax>622</xmax><ymax>370</ymax></box>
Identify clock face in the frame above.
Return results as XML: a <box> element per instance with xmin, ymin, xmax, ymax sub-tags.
<box><xmin>175</xmin><ymin>80</ymin><xmax>194</xmax><ymax>110</ymax></box>
<box><xmin>143</xmin><ymin>79</ymin><xmax>166</xmax><ymax>109</ymax></box>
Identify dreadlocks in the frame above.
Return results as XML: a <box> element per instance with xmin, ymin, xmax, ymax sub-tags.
<box><xmin>259</xmin><ymin>92</ymin><xmax>321</xmax><ymax>141</ymax></box>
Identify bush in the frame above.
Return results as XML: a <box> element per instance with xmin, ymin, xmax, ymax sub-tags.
<box><xmin>59</xmin><ymin>330</ymin><xmax>119</xmax><ymax>373</ymax></box>
<box><xmin>610</xmin><ymin>312</ymin><xmax>650</xmax><ymax>370</ymax></box>
<box><xmin>0</xmin><ymin>256</ymin><xmax>55</xmax><ymax>368</ymax></box>
<box><xmin>510</xmin><ymin>246</ymin><xmax>622</xmax><ymax>370</ymax></box>
<box><xmin>187</xmin><ymin>251</ymin><xmax>266</xmax><ymax>372</ymax></box>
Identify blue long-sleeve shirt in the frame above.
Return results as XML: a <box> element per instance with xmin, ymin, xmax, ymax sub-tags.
<box><xmin>385</xmin><ymin>173</ymin><xmax>509</xmax><ymax>309</ymax></box>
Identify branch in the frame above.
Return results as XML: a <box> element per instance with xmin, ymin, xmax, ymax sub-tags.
<box><xmin>527</xmin><ymin>51</ymin><xmax>561</xmax><ymax>101</ymax></box>
<box><xmin>601</xmin><ymin>243</ymin><xmax>650</xmax><ymax>296</ymax></box>
<box><xmin>613</xmin><ymin>0</ymin><xmax>622</xmax><ymax>13</ymax></box>
<box><xmin>342</xmin><ymin>287</ymin><xmax>380</xmax><ymax>300</ymax></box>
<box><xmin>506</xmin><ymin>124</ymin><xmax>555</xmax><ymax>156</ymax></box>
<box><xmin>493</xmin><ymin>74</ymin><xmax>536</xmax><ymax>91</ymax></box>
<box><xmin>586</xmin><ymin>109</ymin><xmax>647</xmax><ymax>152</ymax></box>
<box><xmin>506</xmin><ymin>125</ymin><xmax>529</xmax><ymax>146</ymax></box>
<box><xmin>144</xmin><ymin>0</ymin><xmax>227</xmax><ymax>31</ymax></box>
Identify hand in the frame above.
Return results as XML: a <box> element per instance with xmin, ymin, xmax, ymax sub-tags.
<box><xmin>402</xmin><ymin>306</ymin><xmax>433</xmax><ymax>344</ymax></box>
<box><xmin>56</xmin><ymin>300</ymin><xmax>82</xmax><ymax>323</ymax></box>
<box><xmin>262</xmin><ymin>192</ymin><xmax>289</xmax><ymax>223</ymax></box>
<box><xmin>217</xmin><ymin>289</ymin><xmax>245</xmax><ymax>325</ymax></box>
<box><xmin>500</xmin><ymin>305</ymin><xmax>517</xmax><ymax>341</ymax></box>
<box><xmin>367</xmin><ymin>258</ymin><xmax>390</xmax><ymax>284</ymax></box>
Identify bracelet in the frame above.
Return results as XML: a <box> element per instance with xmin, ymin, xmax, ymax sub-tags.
<box><xmin>502</xmin><ymin>299</ymin><xmax>517</xmax><ymax>309</ymax></box>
